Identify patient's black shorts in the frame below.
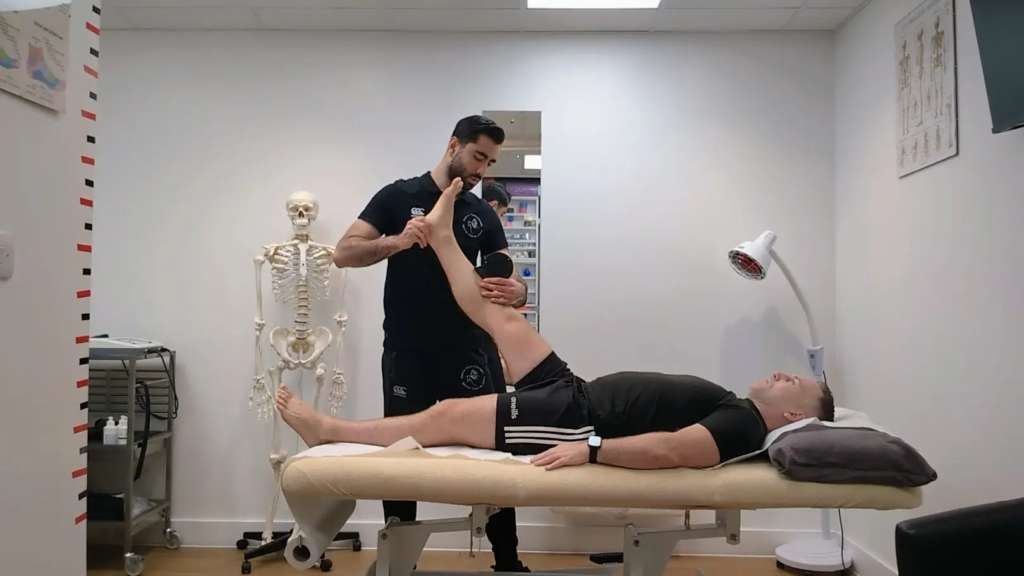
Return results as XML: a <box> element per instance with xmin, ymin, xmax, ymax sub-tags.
<box><xmin>493</xmin><ymin>352</ymin><xmax>594</xmax><ymax>456</ymax></box>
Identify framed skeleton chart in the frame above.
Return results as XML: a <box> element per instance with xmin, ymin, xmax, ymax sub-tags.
<box><xmin>895</xmin><ymin>0</ymin><xmax>958</xmax><ymax>178</ymax></box>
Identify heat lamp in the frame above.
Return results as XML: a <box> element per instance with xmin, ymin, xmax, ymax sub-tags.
<box><xmin>728</xmin><ymin>230</ymin><xmax>850</xmax><ymax>574</ymax></box>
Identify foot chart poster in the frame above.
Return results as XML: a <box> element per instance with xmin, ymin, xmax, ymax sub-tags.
<box><xmin>0</xmin><ymin>4</ymin><xmax>71</xmax><ymax>113</ymax></box>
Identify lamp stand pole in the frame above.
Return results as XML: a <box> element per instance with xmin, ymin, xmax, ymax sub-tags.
<box><xmin>769</xmin><ymin>251</ymin><xmax>825</xmax><ymax>382</ymax></box>
<box><xmin>768</xmin><ymin>250</ymin><xmax>850</xmax><ymax>573</ymax></box>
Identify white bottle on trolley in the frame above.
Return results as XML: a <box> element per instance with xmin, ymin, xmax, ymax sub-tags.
<box><xmin>103</xmin><ymin>417</ymin><xmax>118</xmax><ymax>445</ymax></box>
<box><xmin>117</xmin><ymin>415</ymin><xmax>129</xmax><ymax>445</ymax></box>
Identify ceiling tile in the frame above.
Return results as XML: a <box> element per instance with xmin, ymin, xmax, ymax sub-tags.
<box><xmin>785</xmin><ymin>7</ymin><xmax>853</xmax><ymax>29</ymax></box>
<box><xmin>103</xmin><ymin>0</ymin><xmax>165</xmax><ymax>6</ymax></box>
<box><xmin>521</xmin><ymin>8</ymin><xmax>655</xmax><ymax>32</ymax></box>
<box><xmin>390</xmin><ymin>8</ymin><xmax>521</xmax><ymax>31</ymax></box>
<box><xmin>107</xmin><ymin>0</ymin><xmax>382</xmax><ymax>6</ymax></box>
<box><xmin>251</xmin><ymin>0</ymin><xmax>383</xmax><ymax>7</ymax></box>
<box><xmin>653</xmin><ymin>8</ymin><xmax>796</xmax><ymax>31</ymax></box>
<box><xmin>99</xmin><ymin>7</ymin><xmax>138</xmax><ymax>29</ymax></box>
<box><xmin>661</xmin><ymin>0</ymin><xmax>802</xmax><ymax>7</ymax></box>
<box><xmin>804</xmin><ymin>0</ymin><xmax>866</xmax><ymax>8</ymax></box>
<box><xmin>388</xmin><ymin>0</ymin><xmax>521</xmax><ymax>8</ymax></box>
<box><xmin>484</xmin><ymin>110</ymin><xmax>541</xmax><ymax>146</ymax></box>
<box><xmin>253</xmin><ymin>8</ymin><xmax>393</xmax><ymax>30</ymax></box>
<box><xmin>116</xmin><ymin>7</ymin><xmax>263</xmax><ymax>29</ymax></box>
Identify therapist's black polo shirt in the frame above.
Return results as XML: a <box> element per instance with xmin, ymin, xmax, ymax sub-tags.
<box><xmin>359</xmin><ymin>172</ymin><xmax>509</xmax><ymax>350</ymax></box>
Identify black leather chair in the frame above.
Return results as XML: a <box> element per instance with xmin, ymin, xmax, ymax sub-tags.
<box><xmin>895</xmin><ymin>496</ymin><xmax>1024</xmax><ymax>576</ymax></box>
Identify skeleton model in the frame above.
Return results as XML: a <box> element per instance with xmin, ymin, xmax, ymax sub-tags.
<box><xmin>899</xmin><ymin>40</ymin><xmax>912</xmax><ymax>136</ymax></box>
<box><xmin>251</xmin><ymin>190</ymin><xmax>348</xmax><ymax>543</ymax></box>
<box><xmin>930</xmin><ymin>15</ymin><xmax>946</xmax><ymax>119</ymax></box>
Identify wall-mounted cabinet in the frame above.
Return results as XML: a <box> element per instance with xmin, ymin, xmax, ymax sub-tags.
<box><xmin>489</xmin><ymin>147</ymin><xmax>541</xmax><ymax>179</ymax></box>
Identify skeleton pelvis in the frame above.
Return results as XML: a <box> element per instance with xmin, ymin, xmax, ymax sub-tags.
<box><xmin>269</xmin><ymin>326</ymin><xmax>332</xmax><ymax>369</ymax></box>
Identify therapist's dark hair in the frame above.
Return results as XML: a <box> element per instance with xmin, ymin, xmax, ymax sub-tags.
<box><xmin>452</xmin><ymin>115</ymin><xmax>506</xmax><ymax>147</ymax></box>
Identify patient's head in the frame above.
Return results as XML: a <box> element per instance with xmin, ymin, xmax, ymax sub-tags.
<box><xmin>748</xmin><ymin>372</ymin><xmax>835</xmax><ymax>428</ymax></box>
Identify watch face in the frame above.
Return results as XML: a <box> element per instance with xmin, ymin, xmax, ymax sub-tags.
<box><xmin>588</xmin><ymin>436</ymin><xmax>600</xmax><ymax>447</ymax></box>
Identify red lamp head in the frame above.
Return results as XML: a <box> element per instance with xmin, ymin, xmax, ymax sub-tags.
<box><xmin>728</xmin><ymin>231</ymin><xmax>777</xmax><ymax>281</ymax></box>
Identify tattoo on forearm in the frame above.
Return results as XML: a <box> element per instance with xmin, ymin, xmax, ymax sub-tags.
<box><xmin>338</xmin><ymin>237</ymin><xmax>397</xmax><ymax>268</ymax></box>
<box><xmin>512</xmin><ymin>290</ymin><xmax>528</xmax><ymax>308</ymax></box>
<box><xmin>512</xmin><ymin>277</ymin><xmax>529</xmax><ymax>307</ymax></box>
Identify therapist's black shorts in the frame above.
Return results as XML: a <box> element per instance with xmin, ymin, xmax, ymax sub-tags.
<box><xmin>493</xmin><ymin>353</ymin><xmax>594</xmax><ymax>456</ymax></box>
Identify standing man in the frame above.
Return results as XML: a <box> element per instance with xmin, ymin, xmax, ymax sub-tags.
<box><xmin>332</xmin><ymin>115</ymin><xmax>530</xmax><ymax>572</ymax></box>
<box><xmin>481</xmin><ymin>180</ymin><xmax>511</xmax><ymax>218</ymax></box>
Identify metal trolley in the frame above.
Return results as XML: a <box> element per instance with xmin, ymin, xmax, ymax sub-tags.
<box><xmin>87</xmin><ymin>346</ymin><xmax>179</xmax><ymax>576</ymax></box>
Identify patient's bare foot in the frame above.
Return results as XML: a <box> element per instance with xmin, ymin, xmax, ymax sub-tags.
<box><xmin>425</xmin><ymin>177</ymin><xmax>462</xmax><ymax>241</ymax></box>
<box><xmin>276</xmin><ymin>387</ymin><xmax>328</xmax><ymax>447</ymax></box>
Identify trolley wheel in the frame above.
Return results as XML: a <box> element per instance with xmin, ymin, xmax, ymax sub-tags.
<box><xmin>319</xmin><ymin>558</ymin><xmax>334</xmax><ymax>572</ymax></box>
<box><xmin>241</xmin><ymin>560</ymin><xmax>252</xmax><ymax>574</ymax></box>
<box><xmin>164</xmin><ymin>528</ymin><xmax>182</xmax><ymax>550</ymax></box>
<box><xmin>124</xmin><ymin>552</ymin><xmax>144</xmax><ymax>576</ymax></box>
<box><xmin>236</xmin><ymin>539</ymin><xmax>250</xmax><ymax>550</ymax></box>
<box><xmin>352</xmin><ymin>539</ymin><xmax>362</xmax><ymax>552</ymax></box>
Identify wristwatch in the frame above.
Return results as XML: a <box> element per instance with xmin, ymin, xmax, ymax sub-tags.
<box><xmin>587</xmin><ymin>435</ymin><xmax>603</xmax><ymax>464</ymax></box>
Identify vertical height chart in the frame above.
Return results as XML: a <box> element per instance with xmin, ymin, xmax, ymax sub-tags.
<box><xmin>0</xmin><ymin>4</ymin><xmax>71</xmax><ymax>113</ymax></box>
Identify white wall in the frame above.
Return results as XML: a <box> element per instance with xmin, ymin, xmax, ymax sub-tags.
<box><xmin>92</xmin><ymin>30</ymin><xmax>837</xmax><ymax>552</ymax></box>
<box><xmin>0</xmin><ymin>1</ymin><xmax>97</xmax><ymax>573</ymax></box>
<box><xmin>835</xmin><ymin>0</ymin><xmax>1024</xmax><ymax>572</ymax></box>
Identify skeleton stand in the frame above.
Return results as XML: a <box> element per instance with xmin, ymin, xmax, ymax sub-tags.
<box><xmin>239</xmin><ymin>191</ymin><xmax>361</xmax><ymax>573</ymax></box>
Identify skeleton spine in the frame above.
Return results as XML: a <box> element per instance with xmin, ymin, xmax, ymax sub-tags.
<box><xmin>295</xmin><ymin>280</ymin><xmax>310</xmax><ymax>340</ymax></box>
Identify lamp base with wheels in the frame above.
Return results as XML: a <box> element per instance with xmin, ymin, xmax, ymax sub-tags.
<box><xmin>775</xmin><ymin>538</ymin><xmax>852</xmax><ymax>575</ymax></box>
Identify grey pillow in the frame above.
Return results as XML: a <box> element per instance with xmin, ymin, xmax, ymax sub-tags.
<box><xmin>767</xmin><ymin>423</ymin><xmax>937</xmax><ymax>488</ymax></box>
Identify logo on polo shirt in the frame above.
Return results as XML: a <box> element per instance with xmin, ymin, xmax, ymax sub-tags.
<box><xmin>460</xmin><ymin>364</ymin><xmax>486</xmax><ymax>391</ymax></box>
<box><xmin>462</xmin><ymin>213</ymin><xmax>484</xmax><ymax>238</ymax></box>
<box><xmin>411</xmin><ymin>207</ymin><xmax>426</xmax><ymax>217</ymax></box>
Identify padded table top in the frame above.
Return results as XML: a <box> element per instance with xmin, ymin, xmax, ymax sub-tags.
<box><xmin>281</xmin><ymin>440</ymin><xmax>923</xmax><ymax>511</ymax></box>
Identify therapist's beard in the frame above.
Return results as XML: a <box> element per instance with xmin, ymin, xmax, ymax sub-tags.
<box><xmin>447</xmin><ymin>159</ymin><xmax>479</xmax><ymax>189</ymax></box>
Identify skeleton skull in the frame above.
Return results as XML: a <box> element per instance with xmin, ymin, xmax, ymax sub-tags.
<box><xmin>286</xmin><ymin>191</ymin><xmax>319</xmax><ymax>236</ymax></box>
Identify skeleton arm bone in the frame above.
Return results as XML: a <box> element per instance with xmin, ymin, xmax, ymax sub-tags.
<box><xmin>329</xmin><ymin>312</ymin><xmax>349</xmax><ymax>414</ymax></box>
<box><xmin>329</xmin><ymin>266</ymin><xmax>349</xmax><ymax>414</ymax></box>
<box><xmin>252</xmin><ymin>251</ymin><xmax>274</xmax><ymax>420</ymax></box>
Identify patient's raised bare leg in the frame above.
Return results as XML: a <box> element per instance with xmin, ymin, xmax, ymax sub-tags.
<box><xmin>276</xmin><ymin>387</ymin><xmax>497</xmax><ymax>449</ymax></box>
<box><xmin>424</xmin><ymin>178</ymin><xmax>552</xmax><ymax>383</ymax></box>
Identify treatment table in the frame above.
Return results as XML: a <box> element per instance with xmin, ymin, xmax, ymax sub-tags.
<box><xmin>279</xmin><ymin>439</ymin><xmax>922</xmax><ymax>576</ymax></box>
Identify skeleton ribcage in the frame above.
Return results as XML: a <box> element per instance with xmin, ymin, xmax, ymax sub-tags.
<box><xmin>270</xmin><ymin>244</ymin><xmax>331</xmax><ymax>304</ymax></box>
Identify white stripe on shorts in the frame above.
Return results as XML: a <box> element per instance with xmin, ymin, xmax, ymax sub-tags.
<box><xmin>503</xmin><ymin>425</ymin><xmax>594</xmax><ymax>446</ymax></box>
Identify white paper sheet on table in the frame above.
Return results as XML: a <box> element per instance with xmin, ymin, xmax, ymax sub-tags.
<box><xmin>294</xmin><ymin>436</ymin><xmax>534</xmax><ymax>463</ymax></box>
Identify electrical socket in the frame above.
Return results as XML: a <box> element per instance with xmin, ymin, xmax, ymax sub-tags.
<box><xmin>0</xmin><ymin>231</ymin><xmax>14</xmax><ymax>281</ymax></box>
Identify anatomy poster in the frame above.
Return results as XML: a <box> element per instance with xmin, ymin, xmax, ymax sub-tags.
<box><xmin>0</xmin><ymin>10</ymin><xmax>30</xmax><ymax>98</ymax></box>
<box><xmin>0</xmin><ymin>4</ymin><xmax>70</xmax><ymax>113</ymax></box>
<box><xmin>895</xmin><ymin>0</ymin><xmax>957</xmax><ymax>178</ymax></box>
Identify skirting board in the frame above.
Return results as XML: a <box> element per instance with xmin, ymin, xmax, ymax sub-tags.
<box><xmin>126</xmin><ymin>520</ymin><xmax>896</xmax><ymax>576</ymax></box>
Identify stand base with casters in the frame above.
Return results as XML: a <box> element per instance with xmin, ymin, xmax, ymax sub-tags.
<box><xmin>120</xmin><ymin>527</ymin><xmax>180</xmax><ymax>575</ymax></box>
<box><xmin>124</xmin><ymin>552</ymin><xmax>144</xmax><ymax>576</ymax></box>
<box><xmin>775</xmin><ymin>539</ymin><xmax>852</xmax><ymax>576</ymax></box>
<box><xmin>237</xmin><ymin>529</ymin><xmax>361</xmax><ymax>573</ymax></box>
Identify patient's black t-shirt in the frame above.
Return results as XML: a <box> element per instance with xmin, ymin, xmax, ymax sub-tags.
<box><xmin>583</xmin><ymin>372</ymin><xmax>768</xmax><ymax>463</ymax></box>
